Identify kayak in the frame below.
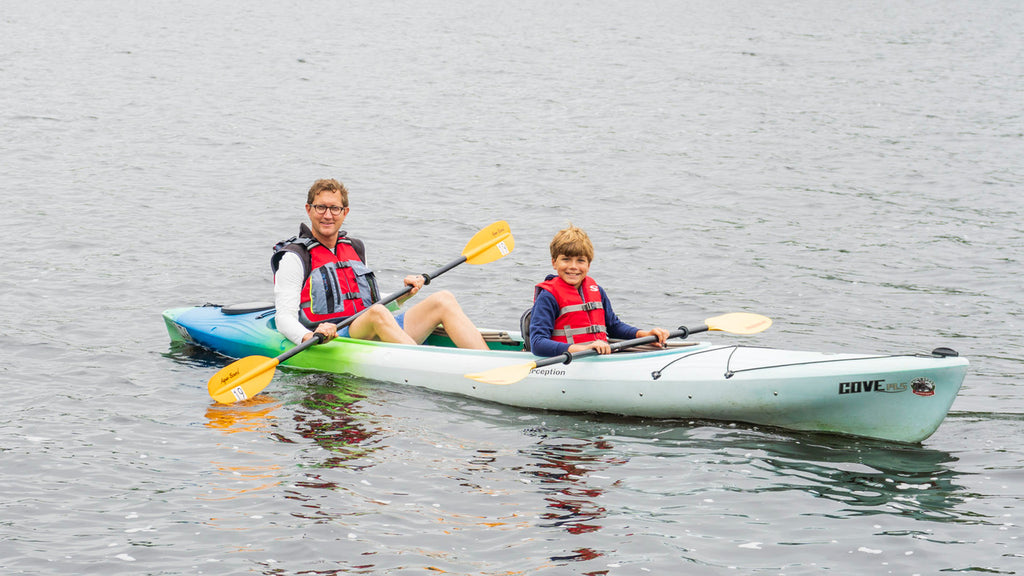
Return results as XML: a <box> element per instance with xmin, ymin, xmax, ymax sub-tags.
<box><xmin>163</xmin><ymin>303</ymin><xmax>968</xmax><ymax>443</ymax></box>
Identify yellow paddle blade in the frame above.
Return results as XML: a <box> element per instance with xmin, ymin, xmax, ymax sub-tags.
<box><xmin>207</xmin><ymin>355</ymin><xmax>280</xmax><ymax>404</ymax></box>
<box><xmin>464</xmin><ymin>360</ymin><xmax>538</xmax><ymax>386</ymax></box>
<box><xmin>706</xmin><ymin>312</ymin><xmax>772</xmax><ymax>335</ymax></box>
<box><xmin>462</xmin><ymin>220</ymin><xmax>514</xmax><ymax>265</ymax></box>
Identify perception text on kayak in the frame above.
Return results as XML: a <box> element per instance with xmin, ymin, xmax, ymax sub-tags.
<box><xmin>530</xmin><ymin>368</ymin><xmax>567</xmax><ymax>376</ymax></box>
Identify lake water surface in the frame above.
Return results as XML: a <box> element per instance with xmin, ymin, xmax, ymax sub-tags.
<box><xmin>2</xmin><ymin>1</ymin><xmax>1022</xmax><ymax>574</ymax></box>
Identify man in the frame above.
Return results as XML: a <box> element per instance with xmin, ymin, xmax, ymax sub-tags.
<box><xmin>272</xmin><ymin>178</ymin><xmax>488</xmax><ymax>349</ymax></box>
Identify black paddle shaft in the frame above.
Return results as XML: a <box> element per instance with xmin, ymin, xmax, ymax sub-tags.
<box><xmin>532</xmin><ymin>323</ymin><xmax>710</xmax><ymax>369</ymax></box>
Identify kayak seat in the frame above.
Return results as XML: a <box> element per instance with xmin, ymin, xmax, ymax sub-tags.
<box><xmin>429</xmin><ymin>325</ymin><xmax>524</xmax><ymax>350</ymax></box>
<box><xmin>520</xmin><ymin>308</ymin><xmax>532</xmax><ymax>352</ymax></box>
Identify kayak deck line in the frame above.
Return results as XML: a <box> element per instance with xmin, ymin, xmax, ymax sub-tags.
<box><xmin>645</xmin><ymin>344</ymin><xmax>963</xmax><ymax>381</ymax></box>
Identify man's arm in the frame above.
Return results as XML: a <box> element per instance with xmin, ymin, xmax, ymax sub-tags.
<box><xmin>273</xmin><ymin>252</ymin><xmax>311</xmax><ymax>345</ymax></box>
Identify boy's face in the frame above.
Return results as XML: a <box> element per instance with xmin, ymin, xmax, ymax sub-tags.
<box><xmin>552</xmin><ymin>254</ymin><xmax>590</xmax><ymax>287</ymax></box>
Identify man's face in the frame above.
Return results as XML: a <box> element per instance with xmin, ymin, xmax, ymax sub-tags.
<box><xmin>306</xmin><ymin>190</ymin><xmax>348</xmax><ymax>242</ymax></box>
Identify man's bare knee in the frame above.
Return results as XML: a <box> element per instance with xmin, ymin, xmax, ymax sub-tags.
<box><xmin>366</xmin><ymin>303</ymin><xmax>392</xmax><ymax>321</ymax></box>
<box><xmin>429</xmin><ymin>290</ymin><xmax>459</xmax><ymax>310</ymax></box>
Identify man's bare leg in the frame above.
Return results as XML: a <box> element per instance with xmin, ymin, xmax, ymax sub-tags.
<box><xmin>402</xmin><ymin>291</ymin><xmax>488</xmax><ymax>350</ymax></box>
<box><xmin>347</xmin><ymin>304</ymin><xmax>417</xmax><ymax>344</ymax></box>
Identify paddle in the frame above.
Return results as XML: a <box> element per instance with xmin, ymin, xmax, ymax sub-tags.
<box><xmin>208</xmin><ymin>220</ymin><xmax>515</xmax><ymax>404</ymax></box>
<box><xmin>464</xmin><ymin>312</ymin><xmax>771</xmax><ymax>386</ymax></box>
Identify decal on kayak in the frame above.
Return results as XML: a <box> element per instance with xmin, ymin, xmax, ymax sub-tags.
<box><xmin>838</xmin><ymin>380</ymin><xmax>903</xmax><ymax>394</ymax></box>
<box><xmin>911</xmin><ymin>377</ymin><xmax>936</xmax><ymax>397</ymax></box>
<box><xmin>838</xmin><ymin>378</ymin><xmax>936</xmax><ymax>396</ymax></box>
<box><xmin>530</xmin><ymin>367</ymin><xmax>567</xmax><ymax>377</ymax></box>
<box><xmin>172</xmin><ymin>323</ymin><xmax>192</xmax><ymax>341</ymax></box>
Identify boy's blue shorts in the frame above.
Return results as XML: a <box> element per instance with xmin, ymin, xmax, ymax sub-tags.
<box><xmin>338</xmin><ymin>311</ymin><xmax>406</xmax><ymax>338</ymax></box>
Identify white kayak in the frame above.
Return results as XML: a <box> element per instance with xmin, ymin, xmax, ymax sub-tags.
<box><xmin>164</xmin><ymin>304</ymin><xmax>968</xmax><ymax>443</ymax></box>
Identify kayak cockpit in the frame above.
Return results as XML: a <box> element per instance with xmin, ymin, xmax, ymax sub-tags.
<box><xmin>214</xmin><ymin>301</ymin><xmax>697</xmax><ymax>354</ymax></box>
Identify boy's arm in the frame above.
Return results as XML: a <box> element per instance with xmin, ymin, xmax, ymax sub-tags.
<box><xmin>529</xmin><ymin>292</ymin><xmax>572</xmax><ymax>357</ymax></box>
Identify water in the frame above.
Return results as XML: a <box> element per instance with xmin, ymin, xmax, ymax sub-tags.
<box><xmin>2</xmin><ymin>0</ymin><xmax>1022</xmax><ymax>573</ymax></box>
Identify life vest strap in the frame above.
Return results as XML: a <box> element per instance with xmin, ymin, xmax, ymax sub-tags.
<box><xmin>558</xmin><ymin>301</ymin><xmax>603</xmax><ymax>315</ymax></box>
<box><xmin>553</xmin><ymin>323</ymin><xmax>607</xmax><ymax>344</ymax></box>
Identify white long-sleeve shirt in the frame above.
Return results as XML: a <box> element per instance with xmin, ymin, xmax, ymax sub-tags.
<box><xmin>273</xmin><ymin>251</ymin><xmax>312</xmax><ymax>345</ymax></box>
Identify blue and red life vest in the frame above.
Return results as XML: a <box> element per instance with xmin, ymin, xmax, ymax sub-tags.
<box><xmin>271</xmin><ymin>225</ymin><xmax>379</xmax><ymax>329</ymax></box>
<box><xmin>535</xmin><ymin>276</ymin><xmax>608</xmax><ymax>345</ymax></box>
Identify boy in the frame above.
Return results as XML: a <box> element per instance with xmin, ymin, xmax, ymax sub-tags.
<box><xmin>528</xmin><ymin>225</ymin><xmax>670</xmax><ymax>357</ymax></box>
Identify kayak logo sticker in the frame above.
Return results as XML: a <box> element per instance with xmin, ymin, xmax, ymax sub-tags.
<box><xmin>173</xmin><ymin>323</ymin><xmax>192</xmax><ymax>341</ymax></box>
<box><xmin>910</xmin><ymin>377</ymin><xmax>936</xmax><ymax>397</ymax></box>
<box><xmin>530</xmin><ymin>368</ymin><xmax>566</xmax><ymax>377</ymax></box>
<box><xmin>838</xmin><ymin>377</ymin><xmax>936</xmax><ymax>396</ymax></box>
<box><xmin>838</xmin><ymin>380</ymin><xmax>902</xmax><ymax>394</ymax></box>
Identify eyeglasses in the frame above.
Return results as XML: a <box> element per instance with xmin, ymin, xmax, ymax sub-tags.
<box><xmin>310</xmin><ymin>204</ymin><xmax>347</xmax><ymax>215</ymax></box>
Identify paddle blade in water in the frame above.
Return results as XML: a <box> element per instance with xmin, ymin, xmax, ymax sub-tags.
<box><xmin>207</xmin><ymin>355</ymin><xmax>279</xmax><ymax>404</ymax></box>
<box><xmin>706</xmin><ymin>312</ymin><xmax>772</xmax><ymax>335</ymax></box>
<box><xmin>462</xmin><ymin>220</ymin><xmax>514</xmax><ymax>265</ymax></box>
<box><xmin>464</xmin><ymin>360</ymin><xmax>538</xmax><ymax>386</ymax></box>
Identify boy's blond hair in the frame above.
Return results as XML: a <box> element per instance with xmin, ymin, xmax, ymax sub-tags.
<box><xmin>549</xmin><ymin>225</ymin><xmax>594</xmax><ymax>262</ymax></box>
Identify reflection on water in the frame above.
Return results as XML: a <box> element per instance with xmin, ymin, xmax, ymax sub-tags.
<box><xmin>199</xmin><ymin>397</ymin><xmax>288</xmax><ymax>508</ymax></box>
<box><xmin>164</xmin><ymin>341</ymin><xmax>232</xmax><ymax>370</ymax></box>
<box><xmin>193</xmin><ymin>369</ymin><xmax>385</xmax><ymax>518</ymax></box>
<box><xmin>500</xmin><ymin>419</ymin><xmax>981</xmax><ymax>572</ymax></box>
<box><xmin>429</xmin><ymin>391</ymin><xmax>979</xmax><ymax>545</ymax></box>
<box><xmin>199</xmin><ymin>461</ymin><xmax>284</xmax><ymax>504</ymax></box>
<box><xmin>734</xmin><ymin>432</ymin><xmax>967</xmax><ymax>522</ymax></box>
<box><xmin>205</xmin><ymin>394</ymin><xmax>282</xmax><ymax>434</ymax></box>
<box><xmin>521</xmin><ymin>427</ymin><xmax>631</xmax><ymax>565</ymax></box>
<box><xmin>169</xmin><ymin>346</ymin><xmax>381</xmax><ymax>469</ymax></box>
<box><xmin>288</xmin><ymin>374</ymin><xmax>382</xmax><ymax>470</ymax></box>
<box><xmin>605</xmin><ymin>421</ymin><xmax>969</xmax><ymax>524</ymax></box>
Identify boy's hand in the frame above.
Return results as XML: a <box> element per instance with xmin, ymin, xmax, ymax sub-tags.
<box><xmin>569</xmin><ymin>341</ymin><xmax>612</xmax><ymax>355</ymax></box>
<box><xmin>637</xmin><ymin>327</ymin><xmax>671</xmax><ymax>348</ymax></box>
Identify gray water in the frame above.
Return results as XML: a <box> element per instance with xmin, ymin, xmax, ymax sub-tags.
<box><xmin>2</xmin><ymin>0</ymin><xmax>1023</xmax><ymax>574</ymax></box>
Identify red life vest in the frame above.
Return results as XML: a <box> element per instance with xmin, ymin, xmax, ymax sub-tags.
<box><xmin>535</xmin><ymin>276</ymin><xmax>608</xmax><ymax>345</ymax></box>
<box><xmin>300</xmin><ymin>241</ymin><xmax>375</xmax><ymax>326</ymax></box>
<box><xmin>272</xmin><ymin>226</ymin><xmax>379</xmax><ymax>329</ymax></box>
